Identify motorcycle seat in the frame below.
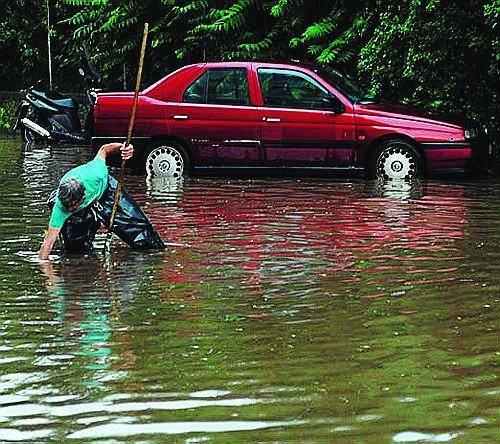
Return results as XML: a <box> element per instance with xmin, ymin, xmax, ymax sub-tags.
<box><xmin>31</xmin><ymin>90</ymin><xmax>78</xmax><ymax>109</ymax></box>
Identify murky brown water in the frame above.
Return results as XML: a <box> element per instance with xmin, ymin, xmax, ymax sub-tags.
<box><xmin>0</xmin><ymin>137</ymin><xmax>498</xmax><ymax>442</ymax></box>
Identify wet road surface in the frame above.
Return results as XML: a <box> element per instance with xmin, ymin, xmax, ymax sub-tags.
<box><xmin>0</xmin><ymin>137</ymin><xmax>498</xmax><ymax>442</ymax></box>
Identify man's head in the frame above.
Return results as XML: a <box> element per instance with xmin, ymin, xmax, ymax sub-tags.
<box><xmin>58</xmin><ymin>177</ymin><xmax>85</xmax><ymax>211</ymax></box>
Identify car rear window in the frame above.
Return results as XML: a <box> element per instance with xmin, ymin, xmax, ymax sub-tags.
<box><xmin>183</xmin><ymin>68</ymin><xmax>251</xmax><ymax>106</ymax></box>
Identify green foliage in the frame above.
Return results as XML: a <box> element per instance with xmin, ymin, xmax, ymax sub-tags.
<box><xmin>1</xmin><ymin>0</ymin><xmax>499</xmax><ymax>135</ymax></box>
<box><xmin>0</xmin><ymin>107</ymin><xmax>11</xmax><ymax>132</ymax></box>
<box><xmin>358</xmin><ymin>1</ymin><xmax>499</xmax><ymax>132</ymax></box>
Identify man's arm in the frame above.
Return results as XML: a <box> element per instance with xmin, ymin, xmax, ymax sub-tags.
<box><xmin>96</xmin><ymin>142</ymin><xmax>134</xmax><ymax>161</ymax></box>
<box><xmin>39</xmin><ymin>226</ymin><xmax>61</xmax><ymax>260</ymax></box>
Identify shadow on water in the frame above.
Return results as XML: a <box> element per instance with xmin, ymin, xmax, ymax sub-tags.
<box><xmin>0</xmin><ymin>137</ymin><xmax>498</xmax><ymax>441</ymax></box>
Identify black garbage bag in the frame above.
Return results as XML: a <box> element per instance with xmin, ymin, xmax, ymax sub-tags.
<box><xmin>48</xmin><ymin>176</ymin><xmax>165</xmax><ymax>255</ymax></box>
<box><xmin>48</xmin><ymin>190</ymin><xmax>101</xmax><ymax>254</ymax></box>
<box><xmin>97</xmin><ymin>176</ymin><xmax>165</xmax><ymax>250</ymax></box>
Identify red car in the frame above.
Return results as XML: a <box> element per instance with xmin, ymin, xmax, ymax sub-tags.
<box><xmin>92</xmin><ymin>61</ymin><xmax>495</xmax><ymax>179</ymax></box>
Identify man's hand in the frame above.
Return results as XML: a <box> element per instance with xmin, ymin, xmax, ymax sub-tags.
<box><xmin>120</xmin><ymin>143</ymin><xmax>134</xmax><ymax>160</ymax></box>
<box><xmin>39</xmin><ymin>226</ymin><xmax>61</xmax><ymax>260</ymax></box>
<box><xmin>97</xmin><ymin>142</ymin><xmax>134</xmax><ymax>161</ymax></box>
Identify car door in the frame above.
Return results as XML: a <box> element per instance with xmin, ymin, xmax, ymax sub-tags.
<box><xmin>256</xmin><ymin>68</ymin><xmax>355</xmax><ymax>167</ymax></box>
<box><xmin>169</xmin><ymin>67</ymin><xmax>260</xmax><ymax>167</ymax></box>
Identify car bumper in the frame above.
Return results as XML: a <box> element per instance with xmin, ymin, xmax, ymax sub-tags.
<box><xmin>466</xmin><ymin>138</ymin><xmax>497</xmax><ymax>174</ymax></box>
<box><xmin>421</xmin><ymin>139</ymin><xmax>497</xmax><ymax>175</ymax></box>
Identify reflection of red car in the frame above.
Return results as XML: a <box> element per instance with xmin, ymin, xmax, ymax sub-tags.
<box><xmin>92</xmin><ymin>62</ymin><xmax>494</xmax><ymax>179</ymax></box>
<box><xmin>145</xmin><ymin>181</ymin><xmax>468</xmax><ymax>296</ymax></box>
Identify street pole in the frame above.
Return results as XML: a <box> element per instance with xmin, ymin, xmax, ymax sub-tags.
<box><xmin>123</xmin><ymin>61</ymin><xmax>127</xmax><ymax>90</ymax></box>
<box><xmin>47</xmin><ymin>0</ymin><xmax>53</xmax><ymax>90</ymax></box>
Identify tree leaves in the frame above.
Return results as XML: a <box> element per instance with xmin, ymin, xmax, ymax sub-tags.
<box><xmin>1</xmin><ymin>0</ymin><xmax>498</xmax><ymax>135</ymax></box>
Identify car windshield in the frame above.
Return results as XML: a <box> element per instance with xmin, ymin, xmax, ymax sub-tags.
<box><xmin>313</xmin><ymin>67</ymin><xmax>375</xmax><ymax>103</ymax></box>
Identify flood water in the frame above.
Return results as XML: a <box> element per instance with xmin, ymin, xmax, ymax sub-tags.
<box><xmin>0</xmin><ymin>137</ymin><xmax>498</xmax><ymax>442</ymax></box>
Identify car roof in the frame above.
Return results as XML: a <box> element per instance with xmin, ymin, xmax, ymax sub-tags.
<box><xmin>203</xmin><ymin>60</ymin><xmax>316</xmax><ymax>70</ymax></box>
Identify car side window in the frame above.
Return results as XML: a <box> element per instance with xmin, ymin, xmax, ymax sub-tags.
<box><xmin>183</xmin><ymin>68</ymin><xmax>251</xmax><ymax>106</ymax></box>
<box><xmin>258</xmin><ymin>68</ymin><xmax>332</xmax><ymax>110</ymax></box>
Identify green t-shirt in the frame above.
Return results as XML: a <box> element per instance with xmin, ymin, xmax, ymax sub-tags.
<box><xmin>49</xmin><ymin>157</ymin><xmax>108</xmax><ymax>229</ymax></box>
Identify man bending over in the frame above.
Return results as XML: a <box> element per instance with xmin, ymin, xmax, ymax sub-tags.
<box><xmin>39</xmin><ymin>143</ymin><xmax>164</xmax><ymax>260</ymax></box>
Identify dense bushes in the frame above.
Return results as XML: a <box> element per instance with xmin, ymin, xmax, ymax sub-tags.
<box><xmin>1</xmin><ymin>0</ymin><xmax>498</xmax><ymax>135</ymax></box>
<box><xmin>0</xmin><ymin>95</ymin><xmax>22</xmax><ymax>134</ymax></box>
<box><xmin>0</xmin><ymin>107</ymin><xmax>12</xmax><ymax>133</ymax></box>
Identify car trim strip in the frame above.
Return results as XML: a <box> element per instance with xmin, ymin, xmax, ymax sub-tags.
<box><xmin>264</xmin><ymin>140</ymin><xmax>355</xmax><ymax>149</ymax></box>
<box><xmin>420</xmin><ymin>142</ymin><xmax>470</xmax><ymax>149</ymax></box>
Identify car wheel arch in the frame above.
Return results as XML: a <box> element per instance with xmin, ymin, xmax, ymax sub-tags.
<box><xmin>365</xmin><ymin>134</ymin><xmax>426</xmax><ymax>177</ymax></box>
<box><xmin>144</xmin><ymin>136</ymin><xmax>193</xmax><ymax>175</ymax></box>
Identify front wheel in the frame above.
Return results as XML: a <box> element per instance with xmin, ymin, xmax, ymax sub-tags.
<box><xmin>373</xmin><ymin>141</ymin><xmax>423</xmax><ymax>181</ymax></box>
<box><xmin>144</xmin><ymin>143</ymin><xmax>189</xmax><ymax>178</ymax></box>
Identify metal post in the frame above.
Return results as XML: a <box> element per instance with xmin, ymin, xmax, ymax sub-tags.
<box><xmin>47</xmin><ymin>0</ymin><xmax>53</xmax><ymax>90</ymax></box>
<box><xmin>123</xmin><ymin>61</ymin><xmax>127</xmax><ymax>90</ymax></box>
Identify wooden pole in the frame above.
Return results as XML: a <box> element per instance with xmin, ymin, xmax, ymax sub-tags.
<box><xmin>105</xmin><ymin>23</ymin><xmax>149</xmax><ymax>248</ymax></box>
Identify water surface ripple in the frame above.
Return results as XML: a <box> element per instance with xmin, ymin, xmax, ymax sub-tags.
<box><xmin>0</xmin><ymin>138</ymin><xmax>498</xmax><ymax>442</ymax></box>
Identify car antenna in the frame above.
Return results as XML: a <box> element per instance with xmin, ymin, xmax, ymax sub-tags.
<box><xmin>104</xmin><ymin>22</ymin><xmax>149</xmax><ymax>254</ymax></box>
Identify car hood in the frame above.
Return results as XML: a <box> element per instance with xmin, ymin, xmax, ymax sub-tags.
<box><xmin>354</xmin><ymin>102</ymin><xmax>469</xmax><ymax>129</ymax></box>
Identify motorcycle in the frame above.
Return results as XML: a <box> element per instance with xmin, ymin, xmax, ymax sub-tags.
<box><xmin>13</xmin><ymin>55</ymin><xmax>103</xmax><ymax>145</ymax></box>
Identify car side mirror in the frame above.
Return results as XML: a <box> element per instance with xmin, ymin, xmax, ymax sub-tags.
<box><xmin>327</xmin><ymin>96</ymin><xmax>345</xmax><ymax>114</ymax></box>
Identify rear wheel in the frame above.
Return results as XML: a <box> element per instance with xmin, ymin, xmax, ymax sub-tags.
<box><xmin>144</xmin><ymin>143</ymin><xmax>189</xmax><ymax>178</ymax></box>
<box><xmin>21</xmin><ymin>126</ymin><xmax>36</xmax><ymax>145</ymax></box>
<box><xmin>373</xmin><ymin>140</ymin><xmax>423</xmax><ymax>181</ymax></box>
<box><xmin>20</xmin><ymin>113</ymin><xmax>42</xmax><ymax>146</ymax></box>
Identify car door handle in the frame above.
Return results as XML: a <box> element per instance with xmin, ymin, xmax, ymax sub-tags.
<box><xmin>172</xmin><ymin>115</ymin><xmax>189</xmax><ymax>120</ymax></box>
<box><xmin>262</xmin><ymin>117</ymin><xmax>281</xmax><ymax>122</ymax></box>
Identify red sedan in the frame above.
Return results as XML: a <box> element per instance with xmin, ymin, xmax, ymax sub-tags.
<box><xmin>92</xmin><ymin>61</ymin><xmax>495</xmax><ymax>179</ymax></box>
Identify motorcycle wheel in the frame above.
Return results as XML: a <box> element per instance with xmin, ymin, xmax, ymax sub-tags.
<box><xmin>21</xmin><ymin>126</ymin><xmax>36</xmax><ymax>145</ymax></box>
<box><xmin>20</xmin><ymin>112</ymin><xmax>44</xmax><ymax>146</ymax></box>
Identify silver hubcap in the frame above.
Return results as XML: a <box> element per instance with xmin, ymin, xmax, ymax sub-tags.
<box><xmin>146</xmin><ymin>146</ymin><xmax>184</xmax><ymax>178</ymax></box>
<box><xmin>376</xmin><ymin>146</ymin><xmax>417</xmax><ymax>180</ymax></box>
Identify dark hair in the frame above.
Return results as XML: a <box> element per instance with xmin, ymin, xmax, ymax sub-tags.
<box><xmin>58</xmin><ymin>178</ymin><xmax>84</xmax><ymax>210</ymax></box>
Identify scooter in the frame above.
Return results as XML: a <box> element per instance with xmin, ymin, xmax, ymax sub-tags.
<box><xmin>13</xmin><ymin>57</ymin><xmax>102</xmax><ymax>145</ymax></box>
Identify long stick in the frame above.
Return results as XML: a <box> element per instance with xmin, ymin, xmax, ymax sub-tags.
<box><xmin>106</xmin><ymin>23</ymin><xmax>149</xmax><ymax>247</ymax></box>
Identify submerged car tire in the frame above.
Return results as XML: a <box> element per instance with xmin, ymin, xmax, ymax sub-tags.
<box><xmin>373</xmin><ymin>140</ymin><xmax>424</xmax><ymax>181</ymax></box>
<box><xmin>144</xmin><ymin>143</ymin><xmax>189</xmax><ymax>178</ymax></box>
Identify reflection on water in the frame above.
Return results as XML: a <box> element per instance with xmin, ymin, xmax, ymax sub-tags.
<box><xmin>0</xmin><ymin>138</ymin><xmax>498</xmax><ymax>441</ymax></box>
<box><xmin>146</xmin><ymin>176</ymin><xmax>185</xmax><ymax>203</ymax></box>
